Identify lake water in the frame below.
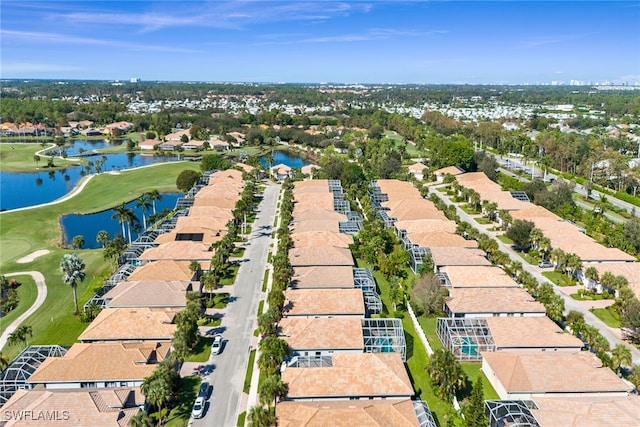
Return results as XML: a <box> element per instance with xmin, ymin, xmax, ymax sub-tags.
<box><xmin>0</xmin><ymin>151</ymin><xmax>179</xmax><ymax>211</ymax></box>
<box><xmin>44</xmin><ymin>139</ymin><xmax>124</xmax><ymax>156</ymax></box>
<box><xmin>60</xmin><ymin>193</ymin><xmax>182</xmax><ymax>249</ymax></box>
<box><xmin>259</xmin><ymin>150</ymin><xmax>310</xmax><ymax>169</ymax></box>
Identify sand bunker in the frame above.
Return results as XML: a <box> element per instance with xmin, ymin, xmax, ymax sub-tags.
<box><xmin>16</xmin><ymin>249</ymin><xmax>50</xmax><ymax>263</ymax></box>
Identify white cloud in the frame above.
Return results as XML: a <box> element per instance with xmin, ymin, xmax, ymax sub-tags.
<box><xmin>1</xmin><ymin>30</ymin><xmax>200</xmax><ymax>53</ymax></box>
<box><xmin>258</xmin><ymin>28</ymin><xmax>447</xmax><ymax>45</ymax></box>
<box><xmin>0</xmin><ymin>62</ymin><xmax>82</xmax><ymax>73</ymax></box>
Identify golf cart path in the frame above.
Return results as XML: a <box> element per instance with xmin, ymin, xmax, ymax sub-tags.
<box><xmin>0</xmin><ymin>271</ymin><xmax>47</xmax><ymax>351</ymax></box>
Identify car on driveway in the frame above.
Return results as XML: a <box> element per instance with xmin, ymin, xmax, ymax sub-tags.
<box><xmin>211</xmin><ymin>334</ymin><xmax>223</xmax><ymax>355</ymax></box>
<box><xmin>538</xmin><ymin>261</ymin><xmax>554</xmax><ymax>268</ymax></box>
<box><xmin>191</xmin><ymin>397</ymin><xmax>205</xmax><ymax>419</ymax></box>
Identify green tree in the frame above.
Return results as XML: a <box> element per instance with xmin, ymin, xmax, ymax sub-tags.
<box><xmin>247</xmin><ymin>405</ymin><xmax>274</xmax><ymax>427</ymax></box>
<box><xmin>111</xmin><ymin>202</ymin><xmax>137</xmax><ymax>243</ymax></box>
<box><xmin>427</xmin><ymin>348</ymin><xmax>467</xmax><ymax>400</ymax></box>
<box><xmin>128</xmin><ymin>410</ymin><xmax>153</xmax><ymax>427</ymax></box>
<box><xmin>611</xmin><ymin>344</ymin><xmax>632</xmax><ymax>374</ymax></box>
<box><xmin>0</xmin><ymin>352</ymin><xmax>9</xmax><ymax>371</ymax></box>
<box><xmin>201</xmin><ymin>153</ymin><xmax>231</xmax><ymax>172</ymax></box>
<box><xmin>258</xmin><ymin>336</ymin><xmax>289</xmax><ymax>375</ymax></box>
<box><xmin>140</xmin><ymin>361</ymin><xmax>180</xmax><ymax>426</ymax></box>
<box><xmin>7</xmin><ymin>325</ymin><xmax>33</xmax><ymax>350</ymax></box>
<box><xmin>136</xmin><ymin>193</ymin><xmax>153</xmax><ymax>230</ymax></box>
<box><xmin>505</xmin><ymin>219</ymin><xmax>535</xmax><ymax>249</ymax></box>
<box><xmin>464</xmin><ymin>376</ymin><xmax>488</xmax><ymax>427</ymax></box>
<box><xmin>96</xmin><ymin>230</ymin><xmax>110</xmax><ymax>248</ymax></box>
<box><xmin>72</xmin><ymin>235</ymin><xmax>85</xmax><ymax>250</ymax></box>
<box><xmin>258</xmin><ymin>373</ymin><xmax>287</xmax><ymax>409</ymax></box>
<box><xmin>60</xmin><ymin>253</ymin><xmax>86</xmax><ymax>315</ymax></box>
<box><xmin>411</xmin><ymin>273</ymin><xmax>447</xmax><ymax>316</ymax></box>
<box><xmin>176</xmin><ymin>169</ymin><xmax>201</xmax><ymax>193</ymax></box>
<box><xmin>148</xmin><ymin>189</ymin><xmax>163</xmax><ymax>215</ymax></box>
<box><xmin>33</xmin><ymin>154</ymin><xmax>40</xmax><ymax>168</ymax></box>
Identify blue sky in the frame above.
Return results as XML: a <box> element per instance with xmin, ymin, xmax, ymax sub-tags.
<box><xmin>1</xmin><ymin>1</ymin><xmax>639</xmax><ymax>84</ymax></box>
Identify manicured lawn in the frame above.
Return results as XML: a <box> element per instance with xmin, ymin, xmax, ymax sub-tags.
<box><xmin>220</xmin><ymin>264</ymin><xmax>240</xmax><ymax>286</ymax></box>
<box><xmin>0</xmin><ymin>142</ymin><xmax>79</xmax><ymax>172</ymax></box>
<box><xmin>164</xmin><ymin>376</ymin><xmax>201</xmax><ymax>427</ymax></box>
<box><xmin>257</xmin><ymin>300</ymin><xmax>264</xmax><ymax>316</ymax></box>
<box><xmin>262</xmin><ymin>270</ymin><xmax>269</xmax><ymax>292</ymax></box>
<box><xmin>383</xmin><ymin>130</ymin><xmax>420</xmax><ymax>157</ymax></box>
<box><xmin>496</xmin><ymin>235</ymin><xmax>514</xmax><ymax>245</ymax></box>
<box><xmin>231</xmin><ymin>247</ymin><xmax>246</xmax><ymax>258</ymax></box>
<box><xmin>475</xmin><ymin>217</ymin><xmax>492</xmax><ymax>225</ymax></box>
<box><xmin>459</xmin><ymin>204</ymin><xmax>480</xmax><ymax>215</ymax></box>
<box><xmin>0</xmin><ymin>274</ymin><xmax>37</xmax><ymax>329</ymax></box>
<box><xmin>236</xmin><ymin>412</ymin><xmax>246</xmax><ymax>427</ymax></box>
<box><xmin>211</xmin><ymin>293</ymin><xmax>230</xmax><ymax>309</ymax></box>
<box><xmin>417</xmin><ymin>316</ymin><xmax>444</xmax><ymax>352</ymax></box>
<box><xmin>590</xmin><ymin>307</ymin><xmax>621</xmax><ymax>328</ymax></box>
<box><xmin>460</xmin><ymin>362</ymin><xmax>500</xmax><ymax>401</ymax></box>
<box><xmin>184</xmin><ymin>336</ymin><xmax>213</xmax><ymax>363</ymax></box>
<box><xmin>0</xmin><ymin>162</ymin><xmax>198</xmax><ymax>359</ymax></box>
<box><xmin>542</xmin><ymin>271</ymin><xmax>576</xmax><ymax>287</ymax></box>
<box><xmin>243</xmin><ymin>349</ymin><xmax>257</xmax><ymax>394</ymax></box>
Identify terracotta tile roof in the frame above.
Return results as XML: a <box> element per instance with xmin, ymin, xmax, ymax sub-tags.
<box><xmin>456</xmin><ymin>172</ymin><xmax>528</xmax><ymax>210</ymax></box>
<box><xmin>376</xmin><ymin>180</ymin><xmax>421</xmax><ymax>201</ymax></box>
<box><xmin>408</xmin><ymin>162</ymin><xmax>427</xmax><ymax>173</ymax></box>
<box><xmin>176</xmin><ymin>216</ymin><xmax>228</xmax><ymax>232</ymax></box>
<box><xmin>278</xmin><ymin>317</ymin><xmax>364</xmax><ymax>351</ymax></box>
<box><xmin>441</xmin><ymin>266</ymin><xmax>519</xmax><ymax>288</ymax></box>
<box><xmin>277</xmin><ymin>399</ymin><xmax>420</xmax><ymax>427</ymax></box>
<box><xmin>446</xmin><ymin>288</ymin><xmax>546</xmax><ymax>315</ymax></box>
<box><xmin>284</xmin><ymin>289</ymin><xmax>364</xmax><ymax>316</ymax></box>
<box><xmin>209</xmin><ymin>168</ymin><xmax>244</xmax><ymax>181</ymax></box>
<box><xmin>153</xmin><ymin>228</ymin><xmax>225</xmax><ymax>246</ymax></box>
<box><xmin>289</xmin><ymin>247</ymin><xmax>354</xmax><ymax>267</ymax></box>
<box><xmin>434</xmin><ymin>166</ymin><xmax>464</xmax><ymax>176</ymax></box>
<box><xmin>103</xmin><ymin>280</ymin><xmax>190</xmax><ymax>308</ymax></box>
<box><xmin>187</xmin><ymin>205</ymin><xmax>234</xmax><ymax>221</ymax></box>
<box><xmin>234</xmin><ymin>162</ymin><xmax>255</xmax><ymax>173</ymax></box>
<box><xmin>127</xmin><ymin>260</ymin><xmax>195</xmax><ymax>282</ymax></box>
<box><xmin>430</xmin><ymin>247</ymin><xmax>491</xmax><ymax>267</ymax></box>
<box><xmin>291</xmin><ymin>266</ymin><xmax>355</xmax><ymax>289</ymax></box>
<box><xmin>531</xmin><ymin>396</ymin><xmax>640</xmax><ymax>427</ymax></box>
<box><xmin>292</xmin><ymin>208</ymin><xmax>347</xmax><ymax>223</ymax></box>
<box><xmin>139</xmin><ymin>241</ymin><xmax>211</xmax><ymax>261</ymax></box>
<box><xmin>301</xmin><ymin>164</ymin><xmax>320</xmax><ymax>175</ymax></box>
<box><xmin>28</xmin><ymin>342</ymin><xmax>170</xmax><ymax>384</ymax></box>
<box><xmin>384</xmin><ymin>200</ymin><xmax>446</xmax><ymax>221</ymax></box>
<box><xmin>394</xmin><ymin>219</ymin><xmax>456</xmax><ymax>234</ymax></box>
<box><xmin>282</xmin><ymin>353</ymin><xmax>413</xmax><ymax>399</ymax></box>
<box><xmin>482</xmin><ymin>351</ymin><xmax>632</xmax><ymax>394</ymax></box>
<box><xmin>290</xmin><ymin>220</ymin><xmax>340</xmax><ymax>233</ymax></box>
<box><xmin>485</xmin><ymin>316</ymin><xmax>584</xmax><ymax>350</ymax></box>
<box><xmin>291</xmin><ymin>231</ymin><xmax>353</xmax><ymax>248</ymax></box>
<box><xmin>295</xmin><ymin>179</ymin><xmax>329</xmax><ymax>189</ymax></box>
<box><xmin>1</xmin><ymin>388</ymin><xmax>143</xmax><ymax>427</ymax></box>
<box><xmin>583</xmin><ymin>262</ymin><xmax>640</xmax><ymax>298</ymax></box>
<box><xmin>79</xmin><ymin>308</ymin><xmax>178</xmax><ymax>342</ymax></box>
<box><xmin>407</xmin><ymin>231</ymin><xmax>477</xmax><ymax>248</ymax></box>
<box><xmin>294</xmin><ymin>193</ymin><xmax>335</xmax><ymax>210</ymax></box>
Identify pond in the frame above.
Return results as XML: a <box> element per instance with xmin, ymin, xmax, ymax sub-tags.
<box><xmin>43</xmin><ymin>139</ymin><xmax>124</xmax><ymax>157</ymax></box>
<box><xmin>60</xmin><ymin>193</ymin><xmax>182</xmax><ymax>249</ymax></box>
<box><xmin>0</xmin><ymin>152</ymin><xmax>180</xmax><ymax>211</ymax></box>
<box><xmin>258</xmin><ymin>150</ymin><xmax>310</xmax><ymax>169</ymax></box>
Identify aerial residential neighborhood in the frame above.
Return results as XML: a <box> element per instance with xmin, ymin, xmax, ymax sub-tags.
<box><xmin>2</xmin><ymin>1</ymin><xmax>640</xmax><ymax>427</ymax></box>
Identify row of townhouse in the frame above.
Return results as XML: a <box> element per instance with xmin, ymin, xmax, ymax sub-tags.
<box><xmin>275</xmin><ymin>179</ymin><xmax>438</xmax><ymax>427</ymax></box>
<box><xmin>453</xmin><ymin>171</ymin><xmax>640</xmax><ymax>297</ymax></box>
<box><xmin>370</xmin><ymin>178</ymin><xmax>639</xmax><ymax>427</ymax></box>
<box><xmin>138</xmin><ymin>130</ymin><xmax>245</xmax><ymax>151</ymax></box>
<box><xmin>0</xmin><ymin>167</ymin><xmax>252</xmax><ymax>426</ymax></box>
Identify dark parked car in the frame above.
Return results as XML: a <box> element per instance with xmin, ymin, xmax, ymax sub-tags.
<box><xmin>198</xmin><ymin>382</ymin><xmax>211</xmax><ymax>400</ymax></box>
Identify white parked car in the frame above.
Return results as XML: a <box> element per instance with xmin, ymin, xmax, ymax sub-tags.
<box><xmin>211</xmin><ymin>334</ymin><xmax>223</xmax><ymax>355</ymax></box>
<box><xmin>191</xmin><ymin>397</ymin><xmax>205</xmax><ymax>419</ymax></box>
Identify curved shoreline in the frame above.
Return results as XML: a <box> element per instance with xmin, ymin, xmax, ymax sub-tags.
<box><xmin>0</xmin><ymin>160</ymin><xmax>189</xmax><ymax>215</ymax></box>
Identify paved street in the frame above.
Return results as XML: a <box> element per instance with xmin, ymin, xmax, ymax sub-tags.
<box><xmin>430</xmin><ymin>185</ymin><xmax>640</xmax><ymax>364</ymax></box>
<box><xmin>192</xmin><ymin>181</ymin><xmax>280</xmax><ymax>427</ymax></box>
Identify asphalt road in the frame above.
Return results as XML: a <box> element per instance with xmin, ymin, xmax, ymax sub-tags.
<box><xmin>192</xmin><ymin>181</ymin><xmax>280</xmax><ymax>427</ymax></box>
<box><xmin>493</xmin><ymin>153</ymin><xmax>639</xmax><ymax>218</ymax></box>
<box><xmin>430</xmin><ymin>185</ymin><xmax>640</xmax><ymax>365</ymax></box>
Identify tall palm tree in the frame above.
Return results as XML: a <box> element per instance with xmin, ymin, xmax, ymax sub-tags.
<box><xmin>258</xmin><ymin>373</ymin><xmax>287</xmax><ymax>409</ymax></box>
<box><xmin>60</xmin><ymin>253</ymin><xmax>86</xmax><ymax>315</ymax></box>
<box><xmin>112</xmin><ymin>203</ymin><xmax>130</xmax><ymax>241</ymax></box>
<box><xmin>258</xmin><ymin>336</ymin><xmax>289</xmax><ymax>375</ymax></box>
<box><xmin>611</xmin><ymin>344</ymin><xmax>632</xmax><ymax>374</ymax></box>
<box><xmin>96</xmin><ymin>230</ymin><xmax>110</xmax><ymax>248</ymax></box>
<box><xmin>8</xmin><ymin>325</ymin><xmax>33</xmax><ymax>350</ymax></box>
<box><xmin>427</xmin><ymin>348</ymin><xmax>467</xmax><ymax>400</ymax></box>
<box><xmin>127</xmin><ymin>410</ymin><xmax>153</xmax><ymax>427</ymax></box>
<box><xmin>148</xmin><ymin>189</ymin><xmax>163</xmax><ymax>215</ymax></box>
<box><xmin>136</xmin><ymin>193</ymin><xmax>152</xmax><ymax>230</ymax></box>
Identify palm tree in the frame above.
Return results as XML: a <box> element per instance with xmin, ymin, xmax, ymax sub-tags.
<box><xmin>427</xmin><ymin>348</ymin><xmax>467</xmax><ymax>400</ymax></box>
<box><xmin>258</xmin><ymin>336</ymin><xmax>289</xmax><ymax>375</ymax></box>
<box><xmin>258</xmin><ymin>373</ymin><xmax>287</xmax><ymax>409</ymax></box>
<box><xmin>530</xmin><ymin>227</ymin><xmax>544</xmax><ymax>250</ymax></box>
<box><xmin>136</xmin><ymin>193</ymin><xmax>153</xmax><ymax>230</ymax></box>
<box><xmin>565</xmin><ymin>253</ymin><xmax>582</xmax><ymax>279</ymax></box>
<box><xmin>148</xmin><ymin>189</ymin><xmax>163</xmax><ymax>215</ymax></box>
<box><xmin>611</xmin><ymin>344</ymin><xmax>632</xmax><ymax>375</ymax></box>
<box><xmin>509</xmin><ymin>260</ymin><xmax>523</xmax><ymax>281</ymax></box>
<box><xmin>584</xmin><ymin>266</ymin><xmax>599</xmax><ymax>287</ymax></box>
<box><xmin>33</xmin><ymin>154</ymin><xmax>40</xmax><ymax>168</ymax></box>
<box><xmin>550</xmin><ymin>248</ymin><xmax>566</xmax><ymax>270</ymax></box>
<box><xmin>128</xmin><ymin>410</ymin><xmax>153</xmax><ymax>427</ymax></box>
<box><xmin>60</xmin><ymin>253</ymin><xmax>86</xmax><ymax>315</ymax></box>
<box><xmin>140</xmin><ymin>362</ymin><xmax>178</xmax><ymax>426</ymax></box>
<box><xmin>0</xmin><ymin>352</ymin><xmax>9</xmax><ymax>371</ymax></box>
<box><xmin>72</xmin><ymin>235</ymin><xmax>85</xmax><ymax>250</ymax></box>
<box><xmin>96</xmin><ymin>230</ymin><xmax>110</xmax><ymax>248</ymax></box>
<box><xmin>112</xmin><ymin>202</ymin><xmax>138</xmax><ymax>243</ymax></box>
<box><xmin>247</xmin><ymin>405</ymin><xmax>273</xmax><ymax>427</ymax></box>
<box><xmin>8</xmin><ymin>325</ymin><xmax>33</xmax><ymax>350</ymax></box>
